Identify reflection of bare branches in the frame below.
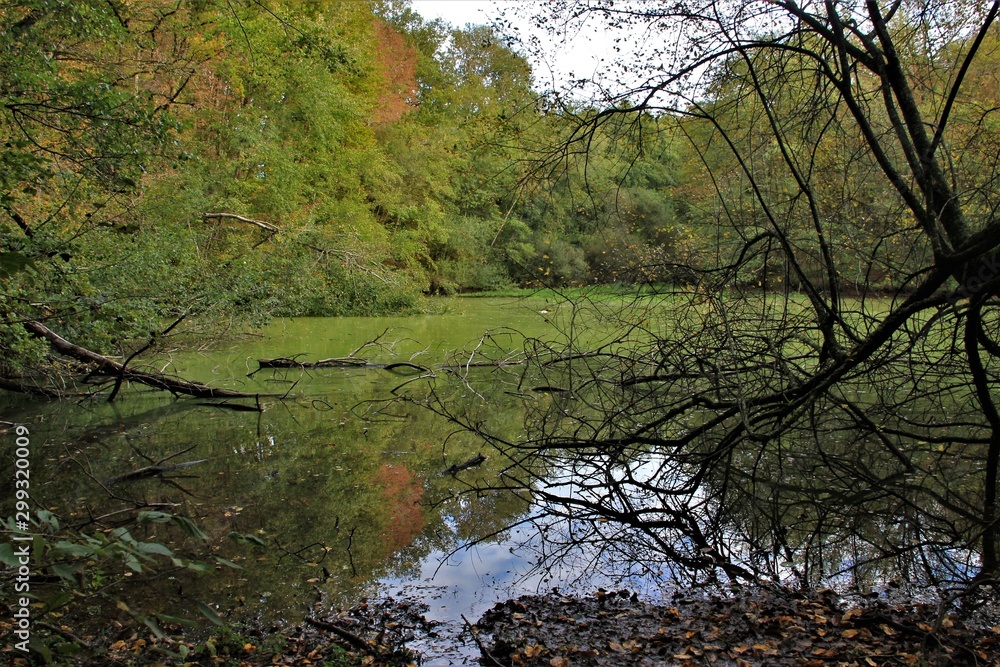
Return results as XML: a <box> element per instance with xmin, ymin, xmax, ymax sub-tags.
<box><xmin>274</xmin><ymin>537</ymin><xmax>334</xmax><ymax>567</ymax></box>
<box><xmin>64</xmin><ymin>455</ymin><xmax>182</xmax><ymax>530</ymax></box>
<box><xmin>347</xmin><ymin>527</ymin><xmax>357</xmax><ymax>577</ymax></box>
<box><xmin>404</xmin><ymin>284</ymin><xmax>1000</xmax><ymax>593</ymax></box>
<box><xmin>103</xmin><ymin>444</ymin><xmax>203</xmax><ymax>485</ymax></box>
<box><xmin>329</xmin><ymin>0</ymin><xmax>1000</xmax><ymax>606</ymax></box>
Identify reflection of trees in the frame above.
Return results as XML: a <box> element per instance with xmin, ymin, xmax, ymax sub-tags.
<box><xmin>416</xmin><ymin>1</ymin><xmax>1000</xmax><ymax>594</ymax></box>
<box><xmin>0</xmin><ymin>371</ymin><xmax>534</xmax><ymax>627</ymax></box>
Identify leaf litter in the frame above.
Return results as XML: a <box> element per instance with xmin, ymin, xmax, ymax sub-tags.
<box><xmin>473</xmin><ymin>587</ymin><xmax>1000</xmax><ymax>666</ymax></box>
<box><xmin>5</xmin><ymin>588</ymin><xmax>998</xmax><ymax>665</ymax></box>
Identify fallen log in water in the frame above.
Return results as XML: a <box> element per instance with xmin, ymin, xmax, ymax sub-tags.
<box><xmin>253</xmin><ymin>358</ymin><xmax>431</xmax><ymax>376</ymax></box>
<box><xmin>196</xmin><ymin>400</ymin><xmax>263</xmax><ymax>412</ymax></box>
<box><xmin>256</xmin><ymin>356</ymin><xmax>370</xmax><ymax>369</ymax></box>
<box><xmin>22</xmin><ymin>320</ymin><xmax>262</xmax><ymax>400</ymax></box>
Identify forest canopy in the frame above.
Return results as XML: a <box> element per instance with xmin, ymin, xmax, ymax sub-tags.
<box><xmin>0</xmin><ymin>2</ymin><xmax>509</xmax><ymax>380</ymax></box>
<box><xmin>0</xmin><ymin>0</ymin><xmax>694</xmax><ymax>386</ymax></box>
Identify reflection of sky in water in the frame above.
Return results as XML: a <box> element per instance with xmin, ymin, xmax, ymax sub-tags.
<box><xmin>375</xmin><ymin>509</ymin><xmax>672</xmax><ymax>665</ymax></box>
<box><xmin>370</xmin><ymin>453</ymin><xmax>697</xmax><ymax>664</ymax></box>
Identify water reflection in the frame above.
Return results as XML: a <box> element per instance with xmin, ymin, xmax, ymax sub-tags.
<box><xmin>3</xmin><ymin>297</ymin><xmax>636</xmax><ymax>662</ymax></box>
<box><xmin>376</xmin><ymin>502</ymin><xmax>672</xmax><ymax>665</ymax></box>
<box><xmin>9</xmin><ymin>294</ymin><xmax>986</xmax><ymax>667</ymax></box>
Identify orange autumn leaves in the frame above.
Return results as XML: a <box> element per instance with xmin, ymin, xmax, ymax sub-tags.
<box><xmin>372</xmin><ymin>20</ymin><xmax>419</xmax><ymax>127</ymax></box>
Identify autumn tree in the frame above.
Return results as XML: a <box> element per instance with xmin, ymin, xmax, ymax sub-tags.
<box><xmin>0</xmin><ymin>0</ymin><xmax>433</xmax><ymax>393</ymax></box>
<box><xmin>0</xmin><ymin>0</ymin><xmax>214</xmax><ymax>387</ymax></box>
<box><xmin>368</xmin><ymin>13</ymin><xmax>540</xmax><ymax>293</ymax></box>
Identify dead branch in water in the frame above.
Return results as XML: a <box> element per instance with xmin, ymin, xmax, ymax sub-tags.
<box><xmin>22</xmin><ymin>320</ymin><xmax>263</xmax><ymax>400</ymax></box>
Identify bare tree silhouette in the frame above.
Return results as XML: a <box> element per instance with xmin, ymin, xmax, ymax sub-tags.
<box><xmin>411</xmin><ymin>0</ymin><xmax>1000</xmax><ymax>594</ymax></box>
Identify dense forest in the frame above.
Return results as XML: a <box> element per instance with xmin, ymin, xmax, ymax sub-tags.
<box><xmin>0</xmin><ymin>0</ymin><xmax>680</xmax><ymax>388</ymax></box>
<box><xmin>7</xmin><ymin>0</ymin><xmax>998</xmax><ymax>390</ymax></box>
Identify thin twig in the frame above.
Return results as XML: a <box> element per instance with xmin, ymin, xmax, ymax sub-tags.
<box><xmin>462</xmin><ymin>614</ymin><xmax>506</xmax><ymax>667</ymax></box>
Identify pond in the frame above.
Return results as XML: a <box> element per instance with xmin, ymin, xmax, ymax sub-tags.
<box><xmin>1</xmin><ymin>293</ymin><xmax>669</xmax><ymax>665</ymax></box>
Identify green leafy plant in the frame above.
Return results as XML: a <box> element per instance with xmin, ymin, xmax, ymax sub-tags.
<box><xmin>1</xmin><ymin>508</ymin><xmax>235</xmax><ymax>663</ymax></box>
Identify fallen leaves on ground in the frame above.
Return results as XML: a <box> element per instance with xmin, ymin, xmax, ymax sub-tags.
<box><xmin>0</xmin><ymin>598</ymin><xmax>429</xmax><ymax>667</ymax></box>
<box><xmin>475</xmin><ymin>588</ymin><xmax>1000</xmax><ymax>666</ymax></box>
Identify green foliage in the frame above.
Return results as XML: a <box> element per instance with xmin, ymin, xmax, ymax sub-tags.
<box><xmin>0</xmin><ymin>0</ymin><xmax>685</xmax><ymax>377</ymax></box>
<box><xmin>0</xmin><ymin>507</ymin><xmax>231</xmax><ymax>662</ymax></box>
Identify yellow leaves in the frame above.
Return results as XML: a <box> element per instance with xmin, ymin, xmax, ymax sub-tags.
<box><xmin>523</xmin><ymin>644</ymin><xmax>546</xmax><ymax>658</ymax></box>
<box><xmin>841</xmin><ymin>608</ymin><xmax>862</xmax><ymax>623</ymax></box>
<box><xmin>812</xmin><ymin>647</ymin><xmax>841</xmax><ymax>658</ymax></box>
<box><xmin>841</xmin><ymin>628</ymin><xmax>860</xmax><ymax>638</ymax></box>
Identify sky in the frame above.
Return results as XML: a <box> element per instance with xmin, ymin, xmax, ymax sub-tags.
<box><xmin>408</xmin><ymin>0</ymin><xmax>627</xmax><ymax>93</ymax></box>
<box><xmin>409</xmin><ymin>0</ymin><xmax>497</xmax><ymax>27</ymax></box>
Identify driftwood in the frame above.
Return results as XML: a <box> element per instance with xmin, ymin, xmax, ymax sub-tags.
<box><xmin>196</xmin><ymin>400</ymin><xmax>263</xmax><ymax>412</ymax></box>
<box><xmin>254</xmin><ymin>358</ymin><xmax>430</xmax><ymax>374</ymax></box>
<box><xmin>383</xmin><ymin>361</ymin><xmax>429</xmax><ymax>374</ymax></box>
<box><xmin>256</xmin><ymin>356</ymin><xmax>369</xmax><ymax>369</ymax></box>
<box><xmin>441</xmin><ymin>453</ymin><xmax>487</xmax><ymax>476</ymax></box>
<box><xmin>23</xmin><ymin>320</ymin><xmax>262</xmax><ymax>400</ymax></box>
<box><xmin>531</xmin><ymin>385</ymin><xmax>573</xmax><ymax>394</ymax></box>
<box><xmin>103</xmin><ymin>459</ymin><xmax>207</xmax><ymax>486</ymax></box>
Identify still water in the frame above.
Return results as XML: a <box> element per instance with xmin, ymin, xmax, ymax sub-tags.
<box><xmin>1</xmin><ymin>294</ymin><xmax>665</xmax><ymax>664</ymax></box>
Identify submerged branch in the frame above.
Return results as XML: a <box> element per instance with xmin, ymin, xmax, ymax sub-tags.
<box><xmin>22</xmin><ymin>319</ymin><xmax>263</xmax><ymax>400</ymax></box>
<box><xmin>255</xmin><ymin>356</ymin><xmax>371</xmax><ymax>370</ymax></box>
<box><xmin>103</xmin><ymin>459</ymin><xmax>207</xmax><ymax>486</ymax></box>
